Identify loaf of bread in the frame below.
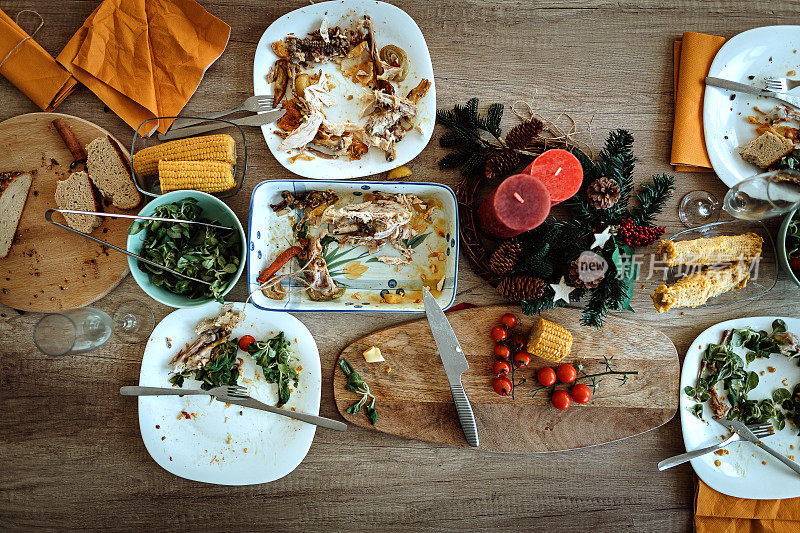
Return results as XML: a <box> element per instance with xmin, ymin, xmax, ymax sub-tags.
<box><xmin>739</xmin><ymin>131</ymin><xmax>795</xmax><ymax>168</ymax></box>
<box><xmin>0</xmin><ymin>172</ymin><xmax>32</xmax><ymax>258</ymax></box>
<box><xmin>55</xmin><ymin>171</ymin><xmax>102</xmax><ymax>233</ymax></box>
<box><xmin>86</xmin><ymin>136</ymin><xmax>141</xmax><ymax>209</ymax></box>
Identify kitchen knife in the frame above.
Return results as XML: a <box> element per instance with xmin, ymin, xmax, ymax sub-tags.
<box><xmin>422</xmin><ymin>288</ymin><xmax>479</xmax><ymax>447</ymax></box>
<box><xmin>705</xmin><ymin>76</ymin><xmax>800</xmax><ymax>110</ymax></box>
<box><xmin>158</xmin><ymin>109</ymin><xmax>286</xmax><ymax>140</ymax></box>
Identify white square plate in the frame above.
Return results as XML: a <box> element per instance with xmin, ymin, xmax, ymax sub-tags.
<box><xmin>680</xmin><ymin>316</ymin><xmax>800</xmax><ymax>499</ymax></box>
<box><xmin>704</xmin><ymin>25</ymin><xmax>800</xmax><ymax>187</ymax></box>
<box><xmin>247</xmin><ymin>180</ymin><xmax>459</xmax><ymax>312</ymax></box>
<box><xmin>252</xmin><ymin>0</ymin><xmax>436</xmax><ymax>179</ymax></box>
<box><xmin>136</xmin><ymin>302</ymin><xmax>321</xmax><ymax>485</ymax></box>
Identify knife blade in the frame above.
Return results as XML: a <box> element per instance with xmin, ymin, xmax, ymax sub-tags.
<box><xmin>158</xmin><ymin>109</ymin><xmax>286</xmax><ymax>140</ymax></box>
<box><xmin>217</xmin><ymin>396</ymin><xmax>348</xmax><ymax>432</ymax></box>
<box><xmin>718</xmin><ymin>419</ymin><xmax>800</xmax><ymax>476</ymax></box>
<box><xmin>705</xmin><ymin>76</ymin><xmax>800</xmax><ymax>110</ymax></box>
<box><xmin>422</xmin><ymin>288</ymin><xmax>479</xmax><ymax>447</ymax></box>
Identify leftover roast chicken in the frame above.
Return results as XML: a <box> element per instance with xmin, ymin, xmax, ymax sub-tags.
<box><xmin>740</xmin><ymin>104</ymin><xmax>800</xmax><ymax>170</ymax></box>
<box><xmin>268</xmin><ymin>15</ymin><xmax>431</xmax><ymax>162</ymax></box>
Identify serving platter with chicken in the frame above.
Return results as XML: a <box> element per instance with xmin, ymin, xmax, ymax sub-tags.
<box><xmin>247</xmin><ymin>180</ymin><xmax>459</xmax><ymax>312</ymax></box>
<box><xmin>253</xmin><ymin>0</ymin><xmax>436</xmax><ymax>179</ymax></box>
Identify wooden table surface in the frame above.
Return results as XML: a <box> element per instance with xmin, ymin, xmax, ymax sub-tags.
<box><xmin>2</xmin><ymin>1</ymin><xmax>799</xmax><ymax>530</ymax></box>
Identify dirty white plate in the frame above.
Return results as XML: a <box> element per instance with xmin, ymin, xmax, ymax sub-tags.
<box><xmin>247</xmin><ymin>179</ymin><xmax>458</xmax><ymax>312</ymax></box>
<box><xmin>252</xmin><ymin>0</ymin><xmax>436</xmax><ymax>179</ymax></box>
<box><xmin>680</xmin><ymin>316</ymin><xmax>800</xmax><ymax>499</ymax></box>
<box><xmin>136</xmin><ymin>302</ymin><xmax>321</xmax><ymax>485</ymax></box>
<box><xmin>704</xmin><ymin>25</ymin><xmax>800</xmax><ymax>187</ymax></box>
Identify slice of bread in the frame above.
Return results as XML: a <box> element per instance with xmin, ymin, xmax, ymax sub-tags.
<box><xmin>0</xmin><ymin>172</ymin><xmax>33</xmax><ymax>258</ymax></box>
<box><xmin>86</xmin><ymin>136</ymin><xmax>141</xmax><ymax>209</ymax></box>
<box><xmin>739</xmin><ymin>131</ymin><xmax>795</xmax><ymax>168</ymax></box>
<box><xmin>55</xmin><ymin>171</ymin><xmax>102</xmax><ymax>234</ymax></box>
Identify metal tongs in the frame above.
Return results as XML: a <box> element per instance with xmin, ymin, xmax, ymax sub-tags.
<box><xmin>44</xmin><ymin>208</ymin><xmax>234</xmax><ymax>286</ymax></box>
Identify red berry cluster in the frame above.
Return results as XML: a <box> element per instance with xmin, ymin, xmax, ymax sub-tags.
<box><xmin>616</xmin><ymin>218</ymin><xmax>664</xmax><ymax>247</ymax></box>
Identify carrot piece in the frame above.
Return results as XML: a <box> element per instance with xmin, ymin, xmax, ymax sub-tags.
<box><xmin>257</xmin><ymin>246</ymin><xmax>303</xmax><ymax>283</ymax></box>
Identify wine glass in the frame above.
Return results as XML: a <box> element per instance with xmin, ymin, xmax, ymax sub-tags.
<box><xmin>34</xmin><ymin>308</ymin><xmax>113</xmax><ymax>357</ymax></box>
<box><xmin>678</xmin><ymin>169</ymin><xmax>800</xmax><ymax>226</ymax></box>
<box><xmin>112</xmin><ymin>300</ymin><xmax>155</xmax><ymax>344</ymax></box>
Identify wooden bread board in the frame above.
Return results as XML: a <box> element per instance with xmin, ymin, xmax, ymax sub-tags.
<box><xmin>334</xmin><ymin>306</ymin><xmax>679</xmax><ymax>452</ymax></box>
<box><xmin>0</xmin><ymin>113</ymin><xmax>134</xmax><ymax>312</ymax></box>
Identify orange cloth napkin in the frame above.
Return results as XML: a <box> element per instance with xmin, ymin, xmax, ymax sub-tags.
<box><xmin>0</xmin><ymin>9</ymin><xmax>78</xmax><ymax>111</ymax></box>
<box><xmin>696</xmin><ymin>479</ymin><xmax>800</xmax><ymax>532</ymax></box>
<box><xmin>57</xmin><ymin>0</ymin><xmax>230</xmax><ymax>135</ymax></box>
<box><xmin>671</xmin><ymin>32</ymin><xmax>726</xmax><ymax>172</ymax></box>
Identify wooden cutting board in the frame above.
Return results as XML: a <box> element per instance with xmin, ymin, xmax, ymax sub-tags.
<box><xmin>334</xmin><ymin>306</ymin><xmax>679</xmax><ymax>452</ymax></box>
<box><xmin>0</xmin><ymin>113</ymin><xmax>133</xmax><ymax>312</ymax></box>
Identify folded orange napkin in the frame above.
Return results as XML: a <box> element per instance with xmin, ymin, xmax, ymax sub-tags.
<box><xmin>696</xmin><ymin>479</ymin><xmax>800</xmax><ymax>532</ymax></box>
<box><xmin>671</xmin><ymin>32</ymin><xmax>726</xmax><ymax>172</ymax></box>
<box><xmin>57</xmin><ymin>0</ymin><xmax>230</xmax><ymax>135</ymax></box>
<box><xmin>0</xmin><ymin>9</ymin><xmax>78</xmax><ymax>111</ymax></box>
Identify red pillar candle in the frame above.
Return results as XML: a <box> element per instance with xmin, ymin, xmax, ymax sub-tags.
<box><xmin>477</xmin><ymin>174</ymin><xmax>551</xmax><ymax>239</ymax></box>
<box><xmin>522</xmin><ymin>149</ymin><xmax>584</xmax><ymax>205</ymax></box>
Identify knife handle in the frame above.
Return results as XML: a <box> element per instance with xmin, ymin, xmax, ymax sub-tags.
<box><xmin>759</xmin><ymin>441</ymin><xmax>800</xmax><ymax>476</ymax></box>
<box><xmin>450</xmin><ymin>382</ymin><xmax>479</xmax><ymax>447</ymax></box>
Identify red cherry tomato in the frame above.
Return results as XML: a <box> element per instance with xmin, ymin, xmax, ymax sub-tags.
<box><xmin>556</xmin><ymin>363</ymin><xmax>577</xmax><ymax>384</ymax></box>
<box><xmin>512</xmin><ymin>351</ymin><xmax>531</xmax><ymax>369</ymax></box>
<box><xmin>536</xmin><ymin>367</ymin><xmax>557</xmax><ymax>386</ymax></box>
<box><xmin>551</xmin><ymin>389</ymin><xmax>572</xmax><ymax>410</ymax></box>
<box><xmin>494</xmin><ymin>344</ymin><xmax>511</xmax><ymax>359</ymax></box>
<box><xmin>510</xmin><ymin>335</ymin><xmax>527</xmax><ymax>351</ymax></box>
<box><xmin>490</xmin><ymin>325</ymin><xmax>508</xmax><ymax>341</ymax></box>
<box><xmin>492</xmin><ymin>360</ymin><xmax>512</xmax><ymax>375</ymax></box>
<box><xmin>500</xmin><ymin>313</ymin><xmax>518</xmax><ymax>329</ymax></box>
<box><xmin>791</xmin><ymin>257</ymin><xmax>800</xmax><ymax>273</ymax></box>
<box><xmin>493</xmin><ymin>376</ymin><xmax>513</xmax><ymax>396</ymax></box>
<box><xmin>238</xmin><ymin>335</ymin><xmax>256</xmax><ymax>351</ymax></box>
<box><xmin>571</xmin><ymin>383</ymin><xmax>592</xmax><ymax>404</ymax></box>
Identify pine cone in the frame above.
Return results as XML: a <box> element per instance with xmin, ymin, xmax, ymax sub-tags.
<box><xmin>484</xmin><ymin>150</ymin><xmax>521</xmax><ymax>180</ymax></box>
<box><xmin>587</xmin><ymin>176</ymin><xmax>621</xmax><ymax>209</ymax></box>
<box><xmin>488</xmin><ymin>238</ymin><xmax>522</xmax><ymax>276</ymax></box>
<box><xmin>504</xmin><ymin>118</ymin><xmax>544</xmax><ymax>150</ymax></box>
<box><xmin>567</xmin><ymin>258</ymin><xmax>604</xmax><ymax>290</ymax></box>
<box><xmin>497</xmin><ymin>275</ymin><xmax>546</xmax><ymax>301</ymax></box>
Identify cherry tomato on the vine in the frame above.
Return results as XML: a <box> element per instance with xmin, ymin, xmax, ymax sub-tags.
<box><xmin>493</xmin><ymin>375</ymin><xmax>513</xmax><ymax>396</ymax></box>
<box><xmin>510</xmin><ymin>335</ymin><xmax>526</xmax><ymax>351</ymax></box>
<box><xmin>556</xmin><ymin>363</ymin><xmax>577</xmax><ymax>384</ymax></box>
<box><xmin>238</xmin><ymin>335</ymin><xmax>256</xmax><ymax>352</ymax></box>
<box><xmin>490</xmin><ymin>325</ymin><xmax>508</xmax><ymax>341</ymax></box>
<box><xmin>551</xmin><ymin>389</ymin><xmax>571</xmax><ymax>410</ymax></box>
<box><xmin>493</xmin><ymin>343</ymin><xmax>511</xmax><ymax>359</ymax></box>
<box><xmin>571</xmin><ymin>383</ymin><xmax>592</xmax><ymax>404</ymax></box>
<box><xmin>500</xmin><ymin>313</ymin><xmax>518</xmax><ymax>329</ymax></box>
<box><xmin>492</xmin><ymin>360</ymin><xmax>512</xmax><ymax>376</ymax></box>
<box><xmin>513</xmin><ymin>351</ymin><xmax>531</xmax><ymax>369</ymax></box>
<box><xmin>536</xmin><ymin>367</ymin><xmax>557</xmax><ymax>386</ymax></box>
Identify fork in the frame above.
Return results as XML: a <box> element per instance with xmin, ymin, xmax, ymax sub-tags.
<box><xmin>169</xmin><ymin>95</ymin><xmax>275</xmax><ymax>130</ymax></box>
<box><xmin>765</xmin><ymin>77</ymin><xmax>800</xmax><ymax>93</ymax></box>
<box><xmin>120</xmin><ymin>384</ymin><xmax>347</xmax><ymax>431</ymax></box>
<box><xmin>722</xmin><ymin>419</ymin><xmax>800</xmax><ymax>475</ymax></box>
<box><xmin>657</xmin><ymin>422</ymin><xmax>775</xmax><ymax>471</ymax></box>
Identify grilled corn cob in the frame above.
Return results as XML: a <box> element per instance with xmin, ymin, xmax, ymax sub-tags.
<box><xmin>657</xmin><ymin>233</ymin><xmax>763</xmax><ymax>267</ymax></box>
<box><xmin>132</xmin><ymin>134</ymin><xmax>236</xmax><ymax>177</ymax></box>
<box><xmin>158</xmin><ymin>160</ymin><xmax>235</xmax><ymax>193</ymax></box>
<box><xmin>527</xmin><ymin>317</ymin><xmax>573</xmax><ymax>363</ymax></box>
<box><xmin>651</xmin><ymin>262</ymin><xmax>751</xmax><ymax>313</ymax></box>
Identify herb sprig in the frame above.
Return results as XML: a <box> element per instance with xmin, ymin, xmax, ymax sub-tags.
<box><xmin>339</xmin><ymin>358</ymin><xmax>377</xmax><ymax>424</ymax></box>
<box><xmin>248</xmin><ymin>333</ymin><xmax>299</xmax><ymax>408</ymax></box>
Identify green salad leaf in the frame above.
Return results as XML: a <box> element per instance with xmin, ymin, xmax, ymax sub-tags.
<box><xmin>248</xmin><ymin>333</ymin><xmax>299</xmax><ymax>407</ymax></box>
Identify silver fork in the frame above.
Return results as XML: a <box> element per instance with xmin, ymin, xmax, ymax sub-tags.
<box><xmin>765</xmin><ymin>77</ymin><xmax>800</xmax><ymax>93</ymax></box>
<box><xmin>657</xmin><ymin>422</ymin><xmax>775</xmax><ymax>471</ymax></box>
<box><xmin>170</xmin><ymin>95</ymin><xmax>275</xmax><ymax>130</ymax></box>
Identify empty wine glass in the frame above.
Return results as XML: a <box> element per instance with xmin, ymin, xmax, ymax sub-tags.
<box><xmin>34</xmin><ymin>308</ymin><xmax>113</xmax><ymax>356</ymax></box>
<box><xmin>112</xmin><ymin>300</ymin><xmax>155</xmax><ymax>344</ymax></box>
<box><xmin>678</xmin><ymin>169</ymin><xmax>800</xmax><ymax>226</ymax></box>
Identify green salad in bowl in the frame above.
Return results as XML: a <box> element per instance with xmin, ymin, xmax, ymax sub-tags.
<box><xmin>779</xmin><ymin>208</ymin><xmax>800</xmax><ymax>287</ymax></box>
<box><xmin>127</xmin><ymin>191</ymin><xmax>245</xmax><ymax>307</ymax></box>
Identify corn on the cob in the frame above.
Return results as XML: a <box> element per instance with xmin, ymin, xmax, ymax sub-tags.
<box><xmin>657</xmin><ymin>233</ymin><xmax>763</xmax><ymax>267</ymax></box>
<box><xmin>527</xmin><ymin>317</ymin><xmax>573</xmax><ymax>363</ymax></box>
<box><xmin>132</xmin><ymin>134</ymin><xmax>236</xmax><ymax>177</ymax></box>
<box><xmin>158</xmin><ymin>160</ymin><xmax>235</xmax><ymax>193</ymax></box>
<box><xmin>651</xmin><ymin>262</ymin><xmax>751</xmax><ymax>313</ymax></box>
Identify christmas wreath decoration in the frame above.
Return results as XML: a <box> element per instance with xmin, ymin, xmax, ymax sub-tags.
<box><xmin>437</xmin><ymin>99</ymin><xmax>675</xmax><ymax>328</ymax></box>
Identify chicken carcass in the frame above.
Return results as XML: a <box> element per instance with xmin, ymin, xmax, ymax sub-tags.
<box><xmin>169</xmin><ymin>304</ymin><xmax>244</xmax><ymax>372</ymax></box>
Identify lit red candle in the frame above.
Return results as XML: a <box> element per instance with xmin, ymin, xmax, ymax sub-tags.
<box><xmin>522</xmin><ymin>149</ymin><xmax>584</xmax><ymax>205</ymax></box>
<box><xmin>477</xmin><ymin>174</ymin><xmax>551</xmax><ymax>239</ymax></box>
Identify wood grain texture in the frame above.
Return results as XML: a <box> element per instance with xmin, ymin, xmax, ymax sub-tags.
<box><xmin>0</xmin><ymin>113</ymin><xmax>132</xmax><ymax>312</ymax></box>
<box><xmin>334</xmin><ymin>306</ymin><xmax>678</xmax><ymax>451</ymax></box>
<box><xmin>2</xmin><ymin>0</ymin><xmax>800</xmax><ymax>531</ymax></box>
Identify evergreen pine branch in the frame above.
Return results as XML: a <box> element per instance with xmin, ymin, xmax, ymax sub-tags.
<box><xmin>477</xmin><ymin>103</ymin><xmax>504</xmax><ymax>138</ymax></box>
<box><xmin>439</xmin><ymin>126</ymin><xmax>482</xmax><ymax>148</ymax></box>
<box><xmin>438</xmin><ymin>149</ymin><xmax>474</xmax><ymax>169</ymax></box>
<box><xmin>461</xmin><ymin>151</ymin><xmax>486</xmax><ymax>177</ymax></box>
<box><xmin>598</xmin><ymin>129</ymin><xmax>636</xmax><ymax>211</ymax></box>
<box><xmin>580</xmin><ymin>275</ymin><xmax>627</xmax><ymax>328</ymax></box>
<box><xmin>624</xmin><ymin>174</ymin><xmax>676</xmax><ymax>226</ymax></box>
<box><xmin>435</xmin><ymin>109</ymin><xmax>459</xmax><ymax>127</ymax></box>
